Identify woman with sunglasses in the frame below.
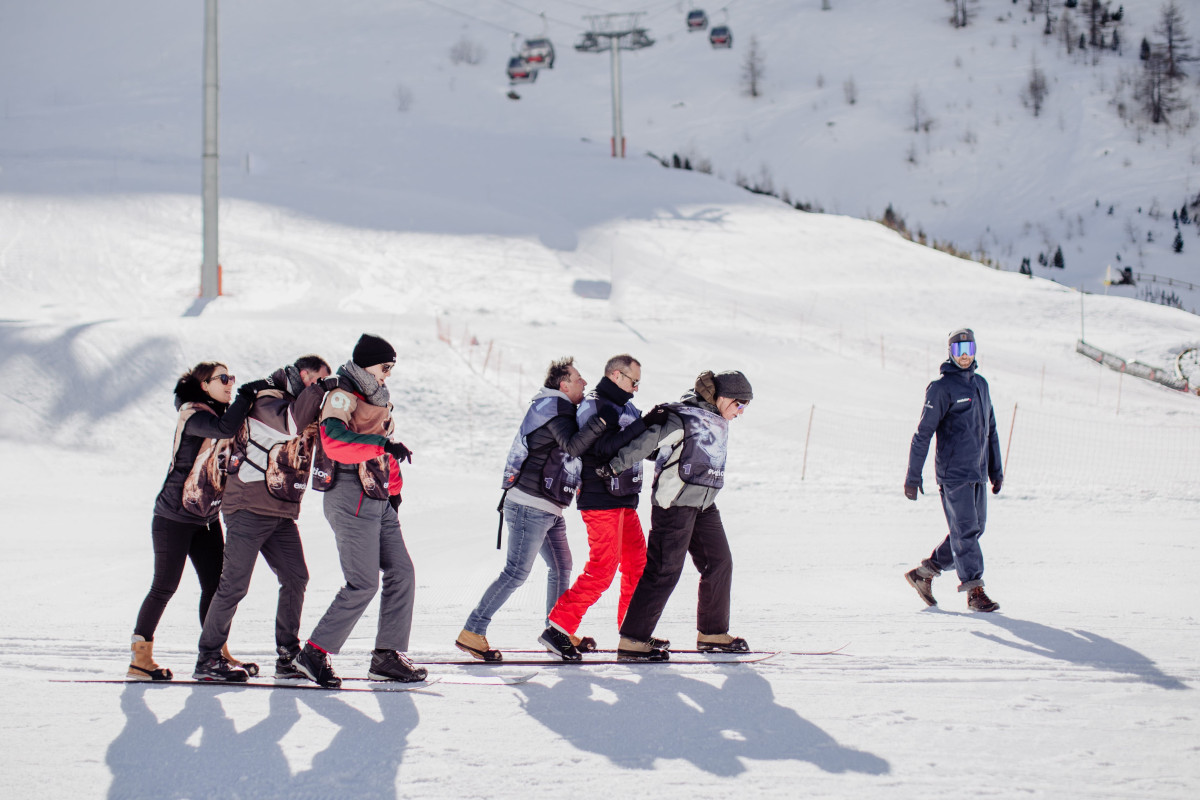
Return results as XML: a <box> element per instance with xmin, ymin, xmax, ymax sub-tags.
<box><xmin>599</xmin><ymin>369</ymin><xmax>754</xmax><ymax>661</ymax></box>
<box><xmin>129</xmin><ymin>361</ymin><xmax>261</xmax><ymax>681</ymax></box>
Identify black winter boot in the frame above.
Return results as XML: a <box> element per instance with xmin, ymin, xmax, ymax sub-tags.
<box><xmin>192</xmin><ymin>655</ymin><xmax>249</xmax><ymax>683</ymax></box>
<box><xmin>538</xmin><ymin>627</ymin><xmax>582</xmax><ymax>661</ymax></box>
<box><xmin>368</xmin><ymin>649</ymin><xmax>428</xmax><ymax>682</ymax></box>
<box><xmin>296</xmin><ymin>642</ymin><xmax>341</xmax><ymax>689</ymax></box>
<box><xmin>274</xmin><ymin>646</ymin><xmax>303</xmax><ymax>679</ymax></box>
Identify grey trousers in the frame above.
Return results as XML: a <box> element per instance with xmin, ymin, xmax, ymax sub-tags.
<box><xmin>198</xmin><ymin>510</ymin><xmax>309</xmax><ymax>659</ymax></box>
<box><xmin>307</xmin><ymin>480</ymin><xmax>416</xmax><ymax>654</ymax></box>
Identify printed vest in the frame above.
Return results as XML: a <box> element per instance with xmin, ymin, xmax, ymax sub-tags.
<box><xmin>501</xmin><ymin>396</ymin><xmax>581</xmax><ymax>505</ymax></box>
<box><xmin>578</xmin><ymin>393</ymin><xmax>642</xmax><ymax>497</ymax></box>
<box><xmin>312</xmin><ymin>388</ymin><xmax>394</xmax><ymax>500</ymax></box>
<box><xmin>655</xmin><ymin>404</ymin><xmax>729</xmax><ymax>489</ymax></box>
<box><xmin>226</xmin><ymin>390</ymin><xmax>317</xmax><ymax>504</ymax></box>
<box><xmin>170</xmin><ymin>403</ymin><xmax>234</xmax><ymax>517</ymax></box>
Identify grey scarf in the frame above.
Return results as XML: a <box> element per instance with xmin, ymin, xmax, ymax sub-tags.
<box><xmin>342</xmin><ymin>360</ymin><xmax>391</xmax><ymax>407</ymax></box>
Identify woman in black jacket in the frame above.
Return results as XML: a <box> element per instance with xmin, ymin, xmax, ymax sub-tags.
<box><xmin>128</xmin><ymin>361</ymin><xmax>256</xmax><ymax>680</ymax></box>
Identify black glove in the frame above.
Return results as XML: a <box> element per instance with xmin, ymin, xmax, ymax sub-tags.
<box><xmin>388</xmin><ymin>494</ymin><xmax>402</xmax><ymax>511</ymax></box>
<box><xmin>595</xmin><ymin>464</ymin><xmax>616</xmax><ymax>480</ymax></box>
<box><xmin>237</xmin><ymin>378</ymin><xmax>272</xmax><ymax>400</ymax></box>
<box><xmin>318</xmin><ymin>375</ymin><xmax>340</xmax><ymax>391</ymax></box>
<box><xmin>585</xmin><ymin>414</ymin><xmax>608</xmax><ymax>435</ymax></box>
<box><xmin>384</xmin><ymin>441</ymin><xmax>412</xmax><ymax>463</ymax></box>
<box><xmin>991</xmin><ymin>478</ymin><xmax>1002</xmax><ymax>495</ymax></box>
<box><xmin>642</xmin><ymin>404</ymin><xmax>670</xmax><ymax>427</ymax></box>
<box><xmin>904</xmin><ymin>483</ymin><xmax>923</xmax><ymax>501</ymax></box>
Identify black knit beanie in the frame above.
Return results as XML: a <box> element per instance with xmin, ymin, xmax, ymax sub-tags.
<box><xmin>713</xmin><ymin>370</ymin><xmax>754</xmax><ymax>401</ymax></box>
<box><xmin>352</xmin><ymin>333</ymin><xmax>396</xmax><ymax>368</ymax></box>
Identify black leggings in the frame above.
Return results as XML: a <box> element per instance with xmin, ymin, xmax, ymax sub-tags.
<box><xmin>133</xmin><ymin>515</ymin><xmax>224</xmax><ymax>641</ymax></box>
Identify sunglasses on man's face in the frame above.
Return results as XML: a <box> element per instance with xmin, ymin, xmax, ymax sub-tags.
<box><xmin>209</xmin><ymin>374</ymin><xmax>235</xmax><ymax>385</ymax></box>
<box><xmin>619</xmin><ymin>371</ymin><xmax>640</xmax><ymax>389</ymax></box>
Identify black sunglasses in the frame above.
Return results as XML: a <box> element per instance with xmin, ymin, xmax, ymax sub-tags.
<box><xmin>208</xmin><ymin>374</ymin><xmax>235</xmax><ymax>385</ymax></box>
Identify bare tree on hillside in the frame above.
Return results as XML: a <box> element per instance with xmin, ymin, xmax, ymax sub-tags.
<box><xmin>947</xmin><ymin>0</ymin><xmax>978</xmax><ymax>28</ymax></box>
<box><xmin>1061</xmin><ymin>8</ymin><xmax>1077</xmax><ymax>54</ymax></box>
<box><xmin>910</xmin><ymin>87</ymin><xmax>932</xmax><ymax>133</ymax></box>
<box><xmin>742</xmin><ymin>36</ymin><xmax>765</xmax><ymax>98</ymax></box>
<box><xmin>1155</xmin><ymin>0</ymin><xmax>1194</xmax><ymax>79</ymax></box>
<box><xmin>1020</xmin><ymin>55</ymin><xmax>1050</xmax><ymax>116</ymax></box>
<box><xmin>449</xmin><ymin>37</ymin><xmax>486</xmax><ymax>66</ymax></box>
<box><xmin>1138</xmin><ymin>46</ymin><xmax>1184</xmax><ymax>123</ymax></box>
<box><xmin>1084</xmin><ymin>0</ymin><xmax>1105</xmax><ymax>48</ymax></box>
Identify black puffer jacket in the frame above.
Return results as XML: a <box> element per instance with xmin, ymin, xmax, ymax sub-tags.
<box><xmin>152</xmin><ymin>375</ymin><xmax>253</xmax><ymax>524</ymax></box>
<box><xmin>906</xmin><ymin>359</ymin><xmax>1002</xmax><ymax>488</ymax></box>
<box><xmin>577</xmin><ymin>377</ymin><xmax>651</xmax><ymax>511</ymax></box>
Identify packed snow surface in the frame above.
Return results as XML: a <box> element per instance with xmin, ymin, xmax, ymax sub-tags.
<box><xmin>2</xmin><ymin>2</ymin><xmax>1199</xmax><ymax>798</ymax></box>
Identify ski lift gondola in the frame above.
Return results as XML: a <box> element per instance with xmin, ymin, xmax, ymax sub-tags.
<box><xmin>519</xmin><ymin>38</ymin><xmax>555</xmax><ymax>68</ymax></box>
<box><xmin>686</xmin><ymin>9</ymin><xmax>708</xmax><ymax>32</ymax></box>
<box><xmin>506</xmin><ymin>56</ymin><xmax>537</xmax><ymax>84</ymax></box>
<box><xmin>709</xmin><ymin>25</ymin><xmax>732</xmax><ymax>48</ymax></box>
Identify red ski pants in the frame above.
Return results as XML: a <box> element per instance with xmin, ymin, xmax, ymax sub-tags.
<box><xmin>548</xmin><ymin>508</ymin><xmax>647</xmax><ymax>635</ymax></box>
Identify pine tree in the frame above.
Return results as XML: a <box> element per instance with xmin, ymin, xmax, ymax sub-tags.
<box><xmin>1174</xmin><ymin>231</ymin><xmax>1185</xmax><ymax>252</ymax></box>
<box><xmin>1141</xmin><ymin>37</ymin><xmax>1151</xmax><ymax>60</ymax></box>
<box><xmin>1053</xmin><ymin>245</ymin><xmax>1065</xmax><ymax>268</ymax></box>
<box><xmin>1155</xmin><ymin>1</ymin><xmax>1194</xmax><ymax>79</ymax></box>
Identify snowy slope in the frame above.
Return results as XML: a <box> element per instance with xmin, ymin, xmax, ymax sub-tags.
<box><xmin>2</xmin><ymin>2</ymin><xmax>1200</xmax><ymax>799</ymax></box>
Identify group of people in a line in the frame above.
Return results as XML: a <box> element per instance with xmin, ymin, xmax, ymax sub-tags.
<box><xmin>129</xmin><ymin>327</ymin><xmax>1003</xmax><ymax>688</ymax></box>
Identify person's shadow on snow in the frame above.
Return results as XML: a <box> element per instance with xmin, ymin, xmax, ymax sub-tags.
<box><xmin>972</xmin><ymin>615</ymin><xmax>1189</xmax><ymax>690</ymax></box>
<box><xmin>515</xmin><ymin>668</ymin><xmax>889</xmax><ymax>776</ymax></box>
<box><xmin>106</xmin><ymin>683</ymin><xmax>300</xmax><ymax>800</ymax></box>
<box><xmin>289</xmin><ymin>689</ymin><xmax>420</xmax><ymax>800</ymax></box>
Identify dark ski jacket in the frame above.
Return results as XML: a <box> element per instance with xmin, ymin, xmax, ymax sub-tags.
<box><xmin>153</xmin><ymin>375</ymin><xmax>254</xmax><ymax>525</ymax></box>
<box><xmin>576</xmin><ymin>377</ymin><xmax>652</xmax><ymax>511</ymax></box>
<box><xmin>906</xmin><ymin>359</ymin><xmax>1003</xmax><ymax>489</ymax></box>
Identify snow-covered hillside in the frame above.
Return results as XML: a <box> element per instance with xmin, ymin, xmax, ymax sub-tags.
<box><xmin>3</xmin><ymin>0</ymin><xmax>1199</xmax><ymax>306</ymax></box>
<box><xmin>2</xmin><ymin>2</ymin><xmax>1200</xmax><ymax>799</ymax></box>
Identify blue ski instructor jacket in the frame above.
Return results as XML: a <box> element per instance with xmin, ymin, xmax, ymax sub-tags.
<box><xmin>906</xmin><ymin>359</ymin><xmax>1003</xmax><ymax>488</ymax></box>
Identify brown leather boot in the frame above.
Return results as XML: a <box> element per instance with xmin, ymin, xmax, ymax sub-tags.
<box><xmin>455</xmin><ymin>629</ymin><xmax>503</xmax><ymax>661</ymax></box>
<box><xmin>967</xmin><ymin>586</ymin><xmax>1000</xmax><ymax>612</ymax></box>
<box><xmin>127</xmin><ymin>635</ymin><xmax>172</xmax><ymax>681</ymax></box>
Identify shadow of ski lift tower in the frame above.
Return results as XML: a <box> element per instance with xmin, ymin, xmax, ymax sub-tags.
<box><xmin>575</xmin><ymin>13</ymin><xmax>655</xmax><ymax>158</ymax></box>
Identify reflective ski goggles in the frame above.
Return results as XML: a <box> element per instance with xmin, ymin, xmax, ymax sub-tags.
<box><xmin>950</xmin><ymin>341</ymin><xmax>977</xmax><ymax>358</ymax></box>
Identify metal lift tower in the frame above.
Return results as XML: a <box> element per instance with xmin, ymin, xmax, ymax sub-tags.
<box><xmin>575</xmin><ymin>14</ymin><xmax>655</xmax><ymax>158</ymax></box>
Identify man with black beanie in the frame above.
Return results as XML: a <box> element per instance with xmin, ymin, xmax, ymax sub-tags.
<box><xmin>903</xmin><ymin>328</ymin><xmax>1003</xmax><ymax>612</ymax></box>
<box><xmin>295</xmin><ymin>333</ymin><xmax>426</xmax><ymax>688</ymax></box>
<box><xmin>601</xmin><ymin>369</ymin><xmax>754</xmax><ymax>661</ymax></box>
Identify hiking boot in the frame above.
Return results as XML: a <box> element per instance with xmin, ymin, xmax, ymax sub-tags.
<box><xmin>967</xmin><ymin>586</ymin><xmax>1000</xmax><ymax>613</ymax></box>
<box><xmin>296</xmin><ymin>642</ymin><xmax>341</xmax><ymax>689</ymax></box>
<box><xmin>127</xmin><ymin>634</ymin><xmax>172</xmax><ymax>682</ymax></box>
<box><xmin>696</xmin><ymin>633</ymin><xmax>750</xmax><ymax>653</ymax></box>
<box><xmin>368</xmin><ymin>649</ymin><xmax>428</xmax><ymax>682</ymax></box>
<box><xmin>455</xmin><ymin>629</ymin><xmax>502</xmax><ymax>662</ymax></box>
<box><xmin>193</xmin><ymin>654</ymin><xmax>250</xmax><ymax>683</ymax></box>
<box><xmin>648</xmin><ymin>636</ymin><xmax>671</xmax><ymax>651</ymax></box>
<box><xmin>539</xmin><ymin>627</ymin><xmax>582</xmax><ymax>661</ymax></box>
<box><xmin>905</xmin><ymin>568</ymin><xmax>937</xmax><ymax>607</ymax></box>
<box><xmin>570</xmin><ymin>634</ymin><xmax>598</xmax><ymax>652</ymax></box>
<box><xmin>221</xmin><ymin>643</ymin><xmax>259</xmax><ymax>677</ymax></box>
<box><xmin>274</xmin><ymin>646</ymin><xmax>303</xmax><ymax>679</ymax></box>
<box><xmin>617</xmin><ymin>637</ymin><xmax>670</xmax><ymax>662</ymax></box>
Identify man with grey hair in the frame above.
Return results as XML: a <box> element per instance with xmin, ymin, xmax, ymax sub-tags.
<box><xmin>456</xmin><ymin>357</ymin><xmax>609</xmax><ymax>662</ymax></box>
<box><xmin>538</xmin><ymin>354</ymin><xmax>669</xmax><ymax>658</ymax></box>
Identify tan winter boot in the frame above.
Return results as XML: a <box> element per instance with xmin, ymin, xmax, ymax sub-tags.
<box><xmin>696</xmin><ymin>632</ymin><xmax>750</xmax><ymax>652</ymax></box>
<box><xmin>617</xmin><ymin>636</ymin><xmax>669</xmax><ymax>662</ymax></box>
<box><xmin>221</xmin><ymin>643</ymin><xmax>260</xmax><ymax>677</ymax></box>
<box><xmin>127</xmin><ymin>634</ymin><xmax>172</xmax><ymax>681</ymax></box>
<box><xmin>455</xmin><ymin>629</ymin><xmax>503</xmax><ymax>662</ymax></box>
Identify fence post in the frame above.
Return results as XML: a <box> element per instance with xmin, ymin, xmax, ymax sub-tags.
<box><xmin>482</xmin><ymin>340</ymin><xmax>494</xmax><ymax>374</ymax></box>
<box><xmin>1116</xmin><ymin>364</ymin><xmax>1124</xmax><ymax>415</ymax></box>
<box><xmin>801</xmin><ymin>404</ymin><xmax>815</xmax><ymax>480</ymax></box>
<box><xmin>1004</xmin><ymin>402</ymin><xmax>1017</xmax><ymax>477</ymax></box>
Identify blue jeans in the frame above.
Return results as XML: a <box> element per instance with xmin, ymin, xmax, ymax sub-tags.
<box><xmin>464</xmin><ymin>498</ymin><xmax>572</xmax><ymax>635</ymax></box>
<box><xmin>930</xmin><ymin>482</ymin><xmax>987</xmax><ymax>589</ymax></box>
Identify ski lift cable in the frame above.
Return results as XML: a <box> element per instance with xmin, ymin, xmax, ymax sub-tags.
<box><xmin>483</xmin><ymin>0</ymin><xmax>586</xmax><ymax>30</ymax></box>
<box><xmin>414</xmin><ymin>0</ymin><xmax>522</xmax><ymax>35</ymax></box>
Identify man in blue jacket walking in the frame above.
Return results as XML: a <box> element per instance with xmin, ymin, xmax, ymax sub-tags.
<box><xmin>903</xmin><ymin>329</ymin><xmax>1002</xmax><ymax>612</ymax></box>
